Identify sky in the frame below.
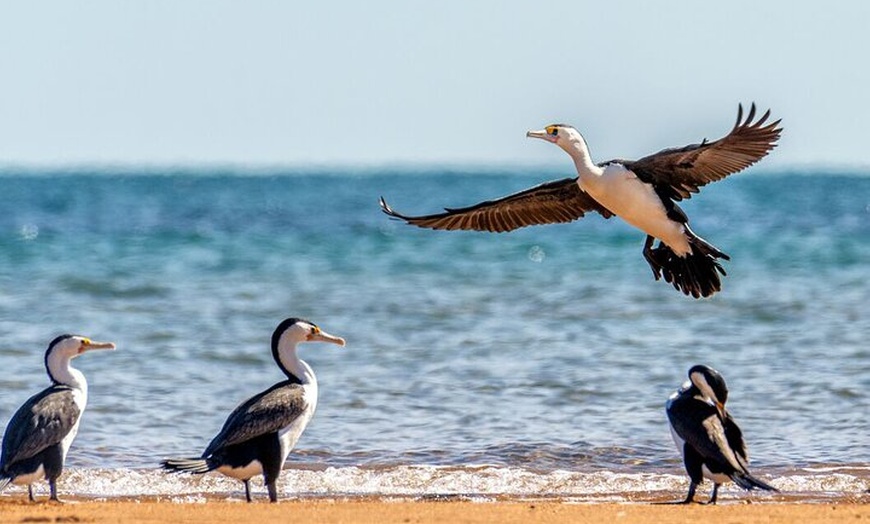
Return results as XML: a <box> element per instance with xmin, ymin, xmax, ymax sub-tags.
<box><xmin>1</xmin><ymin>1</ymin><xmax>868</xmax><ymax>169</ymax></box>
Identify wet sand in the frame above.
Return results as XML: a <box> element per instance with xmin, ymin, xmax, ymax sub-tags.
<box><xmin>1</xmin><ymin>497</ymin><xmax>867</xmax><ymax>524</ymax></box>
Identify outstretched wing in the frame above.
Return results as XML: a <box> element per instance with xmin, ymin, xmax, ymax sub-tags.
<box><xmin>1</xmin><ymin>386</ymin><xmax>80</xmax><ymax>466</ymax></box>
<box><xmin>624</xmin><ymin>103</ymin><xmax>782</xmax><ymax>201</ymax></box>
<box><xmin>379</xmin><ymin>177</ymin><xmax>612</xmax><ymax>233</ymax></box>
<box><xmin>203</xmin><ymin>382</ymin><xmax>307</xmax><ymax>457</ymax></box>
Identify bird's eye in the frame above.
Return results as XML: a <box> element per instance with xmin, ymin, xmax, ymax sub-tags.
<box><xmin>548</xmin><ymin>127</ymin><xmax>558</xmax><ymax>136</ymax></box>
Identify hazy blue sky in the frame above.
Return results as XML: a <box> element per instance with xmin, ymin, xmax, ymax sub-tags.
<box><xmin>1</xmin><ymin>1</ymin><xmax>868</xmax><ymax>168</ymax></box>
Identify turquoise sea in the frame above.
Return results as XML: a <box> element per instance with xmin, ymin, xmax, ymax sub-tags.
<box><xmin>0</xmin><ymin>168</ymin><xmax>867</xmax><ymax>501</ymax></box>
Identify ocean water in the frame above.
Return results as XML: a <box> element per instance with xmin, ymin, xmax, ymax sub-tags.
<box><xmin>0</xmin><ymin>168</ymin><xmax>867</xmax><ymax>501</ymax></box>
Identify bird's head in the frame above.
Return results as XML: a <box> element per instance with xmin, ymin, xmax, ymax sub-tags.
<box><xmin>526</xmin><ymin>124</ymin><xmax>589</xmax><ymax>156</ymax></box>
<box><xmin>271</xmin><ymin>317</ymin><xmax>345</xmax><ymax>364</ymax></box>
<box><xmin>44</xmin><ymin>334</ymin><xmax>115</xmax><ymax>383</ymax></box>
<box><xmin>688</xmin><ymin>364</ymin><xmax>729</xmax><ymax>415</ymax></box>
<box><xmin>46</xmin><ymin>334</ymin><xmax>116</xmax><ymax>360</ymax></box>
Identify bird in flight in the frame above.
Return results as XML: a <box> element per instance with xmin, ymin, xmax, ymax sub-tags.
<box><xmin>380</xmin><ymin>103</ymin><xmax>782</xmax><ymax>298</ymax></box>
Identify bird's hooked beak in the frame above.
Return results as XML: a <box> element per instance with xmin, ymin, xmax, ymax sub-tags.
<box><xmin>79</xmin><ymin>338</ymin><xmax>116</xmax><ymax>354</ymax></box>
<box><xmin>526</xmin><ymin>129</ymin><xmax>558</xmax><ymax>144</ymax></box>
<box><xmin>307</xmin><ymin>329</ymin><xmax>346</xmax><ymax>347</ymax></box>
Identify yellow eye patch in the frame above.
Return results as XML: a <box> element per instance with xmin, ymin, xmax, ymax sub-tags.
<box><xmin>545</xmin><ymin>126</ymin><xmax>558</xmax><ymax>136</ymax></box>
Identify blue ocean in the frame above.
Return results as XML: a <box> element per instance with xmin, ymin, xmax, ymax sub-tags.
<box><xmin>0</xmin><ymin>168</ymin><xmax>867</xmax><ymax>502</ymax></box>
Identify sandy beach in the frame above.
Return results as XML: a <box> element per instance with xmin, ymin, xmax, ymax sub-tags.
<box><xmin>1</xmin><ymin>497</ymin><xmax>867</xmax><ymax>524</ymax></box>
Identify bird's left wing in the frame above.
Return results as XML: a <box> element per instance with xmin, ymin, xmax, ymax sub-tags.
<box><xmin>623</xmin><ymin>103</ymin><xmax>782</xmax><ymax>201</ymax></box>
<box><xmin>1</xmin><ymin>386</ymin><xmax>80</xmax><ymax>465</ymax></box>
<box><xmin>380</xmin><ymin>177</ymin><xmax>612</xmax><ymax>233</ymax></box>
<box><xmin>723</xmin><ymin>410</ymin><xmax>750</xmax><ymax>469</ymax></box>
<box><xmin>203</xmin><ymin>382</ymin><xmax>307</xmax><ymax>457</ymax></box>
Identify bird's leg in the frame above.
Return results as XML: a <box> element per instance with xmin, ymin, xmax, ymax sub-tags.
<box><xmin>681</xmin><ymin>482</ymin><xmax>699</xmax><ymax>504</ymax></box>
<box><xmin>243</xmin><ymin>480</ymin><xmax>252</xmax><ymax>503</ymax></box>
<box><xmin>266</xmin><ymin>481</ymin><xmax>278</xmax><ymax>503</ymax></box>
<box><xmin>642</xmin><ymin>235</ymin><xmax>662</xmax><ymax>280</ymax></box>
<box><xmin>28</xmin><ymin>484</ymin><xmax>35</xmax><ymax>502</ymax></box>
<box><xmin>49</xmin><ymin>479</ymin><xmax>60</xmax><ymax>502</ymax></box>
<box><xmin>705</xmin><ymin>483</ymin><xmax>720</xmax><ymax>505</ymax></box>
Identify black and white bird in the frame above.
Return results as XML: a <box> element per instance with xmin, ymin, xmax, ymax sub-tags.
<box><xmin>380</xmin><ymin>104</ymin><xmax>782</xmax><ymax>298</ymax></box>
<box><xmin>161</xmin><ymin>318</ymin><xmax>345</xmax><ymax>503</ymax></box>
<box><xmin>666</xmin><ymin>364</ymin><xmax>778</xmax><ymax>504</ymax></box>
<box><xmin>0</xmin><ymin>334</ymin><xmax>116</xmax><ymax>502</ymax></box>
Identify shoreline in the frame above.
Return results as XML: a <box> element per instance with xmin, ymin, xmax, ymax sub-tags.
<box><xmin>0</xmin><ymin>497</ymin><xmax>867</xmax><ymax>524</ymax></box>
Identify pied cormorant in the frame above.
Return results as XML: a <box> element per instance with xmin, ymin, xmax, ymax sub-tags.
<box><xmin>0</xmin><ymin>334</ymin><xmax>116</xmax><ymax>501</ymax></box>
<box><xmin>666</xmin><ymin>364</ymin><xmax>778</xmax><ymax>504</ymax></box>
<box><xmin>161</xmin><ymin>318</ymin><xmax>345</xmax><ymax>503</ymax></box>
<box><xmin>380</xmin><ymin>104</ymin><xmax>781</xmax><ymax>298</ymax></box>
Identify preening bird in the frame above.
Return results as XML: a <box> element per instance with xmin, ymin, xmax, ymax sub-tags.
<box><xmin>161</xmin><ymin>318</ymin><xmax>345</xmax><ymax>503</ymax></box>
<box><xmin>666</xmin><ymin>364</ymin><xmax>778</xmax><ymax>504</ymax></box>
<box><xmin>380</xmin><ymin>104</ymin><xmax>782</xmax><ymax>298</ymax></box>
<box><xmin>0</xmin><ymin>335</ymin><xmax>116</xmax><ymax>501</ymax></box>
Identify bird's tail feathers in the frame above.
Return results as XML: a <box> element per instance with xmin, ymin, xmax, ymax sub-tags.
<box><xmin>732</xmin><ymin>471</ymin><xmax>779</xmax><ymax>493</ymax></box>
<box><xmin>645</xmin><ymin>239</ymin><xmax>728</xmax><ymax>298</ymax></box>
<box><xmin>0</xmin><ymin>474</ymin><xmax>10</xmax><ymax>493</ymax></box>
<box><xmin>160</xmin><ymin>458</ymin><xmax>214</xmax><ymax>475</ymax></box>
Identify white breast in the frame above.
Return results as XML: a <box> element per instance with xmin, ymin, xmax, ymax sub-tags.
<box><xmin>59</xmin><ymin>388</ymin><xmax>87</xmax><ymax>462</ymax></box>
<box><xmin>582</xmin><ymin>165</ymin><xmax>691</xmax><ymax>255</ymax></box>
<box><xmin>278</xmin><ymin>383</ymin><xmax>317</xmax><ymax>465</ymax></box>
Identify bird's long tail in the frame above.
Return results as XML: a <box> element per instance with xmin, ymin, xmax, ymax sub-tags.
<box><xmin>732</xmin><ymin>471</ymin><xmax>779</xmax><ymax>492</ymax></box>
<box><xmin>160</xmin><ymin>458</ymin><xmax>214</xmax><ymax>475</ymax></box>
<box><xmin>644</xmin><ymin>229</ymin><xmax>729</xmax><ymax>299</ymax></box>
<box><xmin>0</xmin><ymin>474</ymin><xmax>10</xmax><ymax>493</ymax></box>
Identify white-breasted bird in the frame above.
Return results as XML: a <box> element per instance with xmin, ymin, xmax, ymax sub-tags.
<box><xmin>380</xmin><ymin>104</ymin><xmax>782</xmax><ymax>298</ymax></box>
<box><xmin>161</xmin><ymin>318</ymin><xmax>345</xmax><ymax>503</ymax></box>
<box><xmin>666</xmin><ymin>364</ymin><xmax>778</xmax><ymax>504</ymax></box>
<box><xmin>0</xmin><ymin>334</ymin><xmax>116</xmax><ymax>502</ymax></box>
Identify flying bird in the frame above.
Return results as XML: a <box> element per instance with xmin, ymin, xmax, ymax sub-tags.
<box><xmin>666</xmin><ymin>364</ymin><xmax>778</xmax><ymax>504</ymax></box>
<box><xmin>0</xmin><ymin>335</ymin><xmax>116</xmax><ymax>502</ymax></box>
<box><xmin>161</xmin><ymin>318</ymin><xmax>345</xmax><ymax>503</ymax></box>
<box><xmin>380</xmin><ymin>104</ymin><xmax>782</xmax><ymax>298</ymax></box>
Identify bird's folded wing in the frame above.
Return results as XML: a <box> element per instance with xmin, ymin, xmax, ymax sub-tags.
<box><xmin>379</xmin><ymin>177</ymin><xmax>612</xmax><ymax>233</ymax></box>
<box><xmin>624</xmin><ymin>103</ymin><xmax>782</xmax><ymax>201</ymax></box>
<box><xmin>669</xmin><ymin>400</ymin><xmax>748</xmax><ymax>474</ymax></box>
<box><xmin>204</xmin><ymin>383</ymin><xmax>308</xmax><ymax>455</ymax></box>
<box><xmin>1</xmin><ymin>387</ymin><xmax>80</xmax><ymax>464</ymax></box>
<box><xmin>723</xmin><ymin>411</ymin><xmax>750</xmax><ymax>469</ymax></box>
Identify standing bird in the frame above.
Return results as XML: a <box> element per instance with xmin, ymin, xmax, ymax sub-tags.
<box><xmin>380</xmin><ymin>104</ymin><xmax>782</xmax><ymax>298</ymax></box>
<box><xmin>161</xmin><ymin>318</ymin><xmax>345</xmax><ymax>503</ymax></box>
<box><xmin>0</xmin><ymin>334</ymin><xmax>116</xmax><ymax>502</ymax></box>
<box><xmin>666</xmin><ymin>364</ymin><xmax>778</xmax><ymax>504</ymax></box>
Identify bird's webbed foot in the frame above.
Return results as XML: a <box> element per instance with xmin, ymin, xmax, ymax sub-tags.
<box><xmin>652</xmin><ymin>483</ymin><xmax>699</xmax><ymax>505</ymax></box>
<box><xmin>642</xmin><ymin>235</ymin><xmax>663</xmax><ymax>280</ymax></box>
<box><xmin>703</xmin><ymin>484</ymin><xmax>720</xmax><ymax>505</ymax></box>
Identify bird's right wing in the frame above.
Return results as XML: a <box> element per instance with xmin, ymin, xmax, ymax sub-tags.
<box><xmin>203</xmin><ymin>382</ymin><xmax>308</xmax><ymax>457</ymax></box>
<box><xmin>1</xmin><ymin>386</ymin><xmax>80</xmax><ymax>466</ymax></box>
<box><xmin>380</xmin><ymin>177</ymin><xmax>613</xmax><ymax>233</ymax></box>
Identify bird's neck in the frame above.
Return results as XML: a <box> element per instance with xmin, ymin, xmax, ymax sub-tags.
<box><xmin>563</xmin><ymin>139</ymin><xmax>603</xmax><ymax>187</ymax></box>
<box><xmin>46</xmin><ymin>354</ymin><xmax>88</xmax><ymax>393</ymax></box>
<box><xmin>278</xmin><ymin>345</ymin><xmax>316</xmax><ymax>386</ymax></box>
